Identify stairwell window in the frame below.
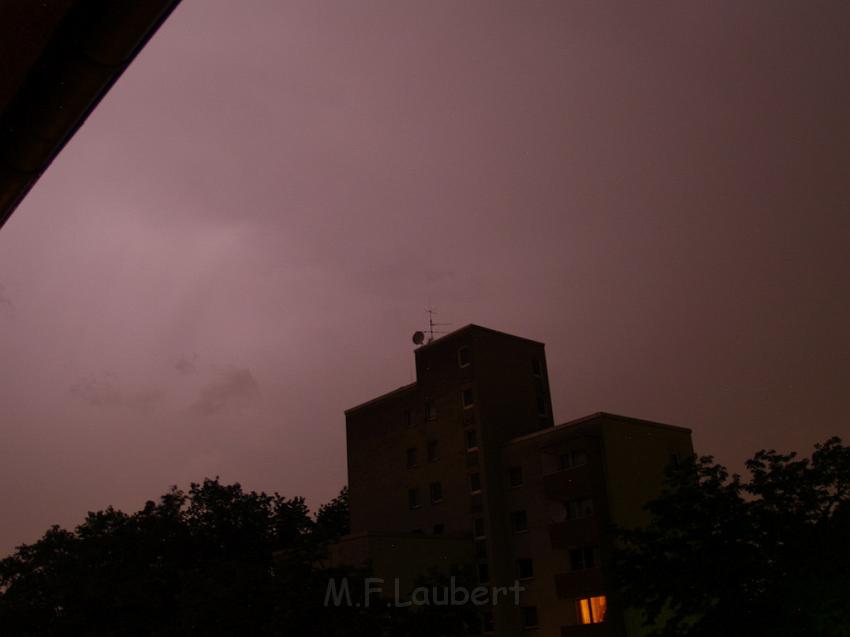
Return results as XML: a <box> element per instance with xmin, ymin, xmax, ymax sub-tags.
<box><xmin>458</xmin><ymin>346</ymin><xmax>471</xmax><ymax>368</ymax></box>
<box><xmin>462</xmin><ymin>388</ymin><xmax>475</xmax><ymax>409</ymax></box>
<box><xmin>510</xmin><ymin>510</ymin><xmax>528</xmax><ymax>533</ymax></box>
<box><xmin>408</xmin><ymin>487</ymin><xmax>420</xmax><ymax>510</ymax></box>
<box><xmin>430</xmin><ymin>481</ymin><xmax>444</xmax><ymax>504</ymax></box>
<box><xmin>469</xmin><ymin>472</ymin><xmax>482</xmax><ymax>494</ymax></box>
<box><xmin>425</xmin><ymin>400</ymin><xmax>437</xmax><ymax>421</ymax></box>
<box><xmin>427</xmin><ymin>440</ymin><xmax>439</xmax><ymax>462</ymax></box>
<box><xmin>466</xmin><ymin>429</ymin><xmax>479</xmax><ymax>451</ymax></box>
<box><xmin>406</xmin><ymin>447</ymin><xmax>417</xmax><ymax>468</ymax></box>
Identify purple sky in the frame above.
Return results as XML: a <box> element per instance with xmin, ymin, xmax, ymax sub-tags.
<box><xmin>1</xmin><ymin>0</ymin><xmax>849</xmax><ymax>554</ymax></box>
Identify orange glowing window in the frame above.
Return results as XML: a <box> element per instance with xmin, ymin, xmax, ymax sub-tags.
<box><xmin>577</xmin><ymin>595</ymin><xmax>607</xmax><ymax>624</ymax></box>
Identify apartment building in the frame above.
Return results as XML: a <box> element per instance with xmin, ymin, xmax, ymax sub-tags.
<box><xmin>337</xmin><ymin>324</ymin><xmax>694</xmax><ymax>636</ymax></box>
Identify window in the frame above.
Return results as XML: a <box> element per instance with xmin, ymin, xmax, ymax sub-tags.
<box><xmin>477</xmin><ymin>561</ymin><xmax>490</xmax><ymax>583</ymax></box>
<box><xmin>510</xmin><ymin>510</ymin><xmax>528</xmax><ymax>533</ymax></box>
<box><xmin>531</xmin><ymin>358</ymin><xmax>542</xmax><ymax>377</ymax></box>
<box><xmin>569</xmin><ymin>546</ymin><xmax>597</xmax><ymax>571</ymax></box>
<box><xmin>427</xmin><ymin>440</ymin><xmax>439</xmax><ymax>462</ymax></box>
<box><xmin>466</xmin><ymin>429</ymin><xmax>479</xmax><ymax>450</ymax></box>
<box><xmin>521</xmin><ymin>606</ymin><xmax>539</xmax><ymax>629</ymax></box>
<box><xmin>429</xmin><ymin>481</ymin><xmax>443</xmax><ymax>504</ymax></box>
<box><xmin>406</xmin><ymin>447</ymin><xmax>418</xmax><ymax>468</ymax></box>
<box><xmin>475</xmin><ymin>539</ymin><xmax>487</xmax><ymax>559</ymax></box>
<box><xmin>558</xmin><ymin>449</ymin><xmax>588</xmax><ymax>471</ymax></box>
<box><xmin>576</xmin><ymin>596</ymin><xmax>607</xmax><ymax>624</ymax></box>
<box><xmin>408</xmin><ymin>487</ymin><xmax>420</xmax><ymax>509</ymax></box>
<box><xmin>425</xmin><ymin>400</ymin><xmax>437</xmax><ymax>421</ymax></box>
<box><xmin>458</xmin><ymin>346</ymin><xmax>471</xmax><ymax>368</ymax></box>
<box><xmin>566</xmin><ymin>498</ymin><xmax>594</xmax><ymax>520</ymax></box>
<box><xmin>535</xmin><ymin>389</ymin><xmax>547</xmax><ymax>416</ymax></box>
<box><xmin>517</xmin><ymin>558</ymin><xmax>534</xmax><ymax>580</ymax></box>
<box><xmin>433</xmin><ymin>523</ymin><xmax>445</xmax><ymax>535</ymax></box>
<box><xmin>508</xmin><ymin>466</ymin><xmax>523</xmax><ymax>488</ymax></box>
<box><xmin>469</xmin><ymin>472</ymin><xmax>482</xmax><ymax>493</ymax></box>
<box><xmin>473</xmin><ymin>517</ymin><xmax>486</xmax><ymax>538</ymax></box>
<box><xmin>411</xmin><ymin>528</ymin><xmax>423</xmax><ymax>534</ymax></box>
<box><xmin>461</xmin><ymin>388</ymin><xmax>475</xmax><ymax>409</ymax></box>
<box><xmin>404</xmin><ymin>409</ymin><xmax>413</xmax><ymax>428</ymax></box>
<box><xmin>482</xmin><ymin>611</ymin><xmax>495</xmax><ymax>633</ymax></box>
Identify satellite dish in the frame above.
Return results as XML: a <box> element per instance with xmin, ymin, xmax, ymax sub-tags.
<box><xmin>412</xmin><ymin>331</ymin><xmax>425</xmax><ymax>345</ymax></box>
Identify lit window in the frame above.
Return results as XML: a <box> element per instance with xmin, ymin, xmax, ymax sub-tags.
<box><xmin>429</xmin><ymin>481</ymin><xmax>443</xmax><ymax>503</ymax></box>
<box><xmin>466</xmin><ymin>429</ymin><xmax>479</xmax><ymax>450</ymax></box>
<box><xmin>510</xmin><ymin>510</ymin><xmax>528</xmax><ymax>533</ymax></box>
<box><xmin>406</xmin><ymin>447</ymin><xmax>417</xmax><ymax>468</ymax></box>
<box><xmin>427</xmin><ymin>440</ymin><xmax>439</xmax><ymax>462</ymax></box>
<box><xmin>521</xmin><ymin>606</ymin><xmax>539</xmax><ymax>629</ymax></box>
<box><xmin>569</xmin><ymin>546</ymin><xmax>597</xmax><ymax>571</ymax></box>
<box><xmin>508</xmin><ymin>466</ymin><xmax>523</xmax><ymax>488</ymax></box>
<box><xmin>408</xmin><ymin>487</ymin><xmax>420</xmax><ymax>509</ymax></box>
<box><xmin>576</xmin><ymin>595</ymin><xmax>607</xmax><ymax>624</ymax></box>
<box><xmin>469</xmin><ymin>472</ymin><xmax>482</xmax><ymax>493</ymax></box>
<box><xmin>458</xmin><ymin>346</ymin><xmax>471</xmax><ymax>368</ymax></box>
<box><xmin>462</xmin><ymin>388</ymin><xmax>475</xmax><ymax>409</ymax></box>
<box><xmin>517</xmin><ymin>558</ymin><xmax>534</xmax><ymax>580</ymax></box>
<box><xmin>566</xmin><ymin>498</ymin><xmax>594</xmax><ymax>520</ymax></box>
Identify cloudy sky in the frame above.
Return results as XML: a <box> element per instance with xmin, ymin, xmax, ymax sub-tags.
<box><xmin>1</xmin><ymin>0</ymin><xmax>849</xmax><ymax>554</ymax></box>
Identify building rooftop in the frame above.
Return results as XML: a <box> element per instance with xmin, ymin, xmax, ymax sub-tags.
<box><xmin>505</xmin><ymin>411</ymin><xmax>692</xmax><ymax>446</ymax></box>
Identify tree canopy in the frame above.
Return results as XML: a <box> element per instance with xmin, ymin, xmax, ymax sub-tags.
<box><xmin>0</xmin><ymin>480</ymin><xmax>470</xmax><ymax>636</ymax></box>
<box><xmin>615</xmin><ymin>437</ymin><xmax>850</xmax><ymax>637</ymax></box>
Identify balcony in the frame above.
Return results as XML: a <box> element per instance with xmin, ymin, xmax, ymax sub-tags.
<box><xmin>553</xmin><ymin>568</ymin><xmax>607</xmax><ymax>599</ymax></box>
<box><xmin>548</xmin><ymin>517</ymin><xmax>601</xmax><ymax>549</ymax></box>
<box><xmin>544</xmin><ymin>465</ymin><xmax>593</xmax><ymax>500</ymax></box>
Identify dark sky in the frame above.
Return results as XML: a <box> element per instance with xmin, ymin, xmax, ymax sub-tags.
<box><xmin>1</xmin><ymin>0</ymin><xmax>849</xmax><ymax>555</ymax></box>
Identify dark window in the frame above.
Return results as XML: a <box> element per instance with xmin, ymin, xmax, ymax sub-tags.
<box><xmin>482</xmin><ymin>611</ymin><xmax>495</xmax><ymax>633</ymax></box>
<box><xmin>508</xmin><ymin>466</ymin><xmax>523</xmax><ymax>487</ymax></box>
<box><xmin>510</xmin><ymin>510</ymin><xmax>528</xmax><ymax>533</ymax></box>
<box><xmin>406</xmin><ymin>447</ymin><xmax>417</xmax><ymax>468</ymax></box>
<box><xmin>566</xmin><ymin>497</ymin><xmax>594</xmax><ymax>520</ymax></box>
<box><xmin>404</xmin><ymin>409</ymin><xmax>413</xmax><ymax>428</ymax></box>
<box><xmin>429</xmin><ymin>481</ymin><xmax>443</xmax><ymax>503</ymax></box>
<box><xmin>427</xmin><ymin>440</ymin><xmax>439</xmax><ymax>462</ymax></box>
<box><xmin>425</xmin><ymin>400</ymin><xmax>437</xmax><ymax>421</ymax></box>
<box><xmin>466</xmin><ymin>429</ymin><xmax>478</xmax><ymax>450</ymax></box>
<box><xmin>461</xmin><ymin>388</ymin><xmax>475</xmax><ymax>409</ymax></box>
<box><xmin>517</xmin><ymin>558</ymin><xmax>534</xmax><ymax>579</ymax></box>
<box><xmin>477</xmin><ymin>561</ymin><xmax>490</xmax><ymax>583</ymax></box>
<box><xmin>469</xmin><ymin>472</ymin><xmax>482</xmax><ymax>493</ymax></box>
<box><xmin>458</xmin><ymin>346</ymin><xmax>471</xmax><ymax>368</ymax></box>
<box><xmin>531</xmin><ymin>358</ymin><xmax>542</xmax><ymax>377</ymax></box>
<box><xmin>521</xmin><ymin>606</ymin><xmax>539</xmax><ymax>629</ymax></box>
<box><xmin>473</xmin><ymin>517</ymin><xmax>486</xmax><ymax>538</ymax></box>
<box><xmin>569</xmin><ymin>546</ymin><xmax>597</xmax><ymax>571</ymax></box>
<box><xmin>559</xmin><ymin>449</ymin><xmax>587</xmax><ymax>471</ymax></box>
<box><xmin>475</xmin><ymin>539</ymin><xmax>487</xmax><ymax>559</ymax></box>
<box><xmin>411</xmin><ymin>528</ymin><xmax>423</xmax><ymax>534</ymax></box>
<box><xmin>433</xmin><ymin>523</ymin><xmax>445</xmax><ymax>535</ymax></box>
<box><xmin>408</xmin><ymin>487</ymin><xmax>420</xmax><ymax>509</ymax></box>
<box><xmin>535</xmin><ymin>389</ymin><xmax>547</xmax><ymax>416</ymax></box>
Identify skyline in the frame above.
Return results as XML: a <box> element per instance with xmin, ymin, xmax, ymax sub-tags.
<box><xmin>1</xmin><ymin>0</ymin><xmax>849</xmax><ymax>555</ymax></box>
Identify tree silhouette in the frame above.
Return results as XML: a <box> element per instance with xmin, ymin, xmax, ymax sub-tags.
<box><xmin>615</xmin><ymin>437</ymin><xmax>850</xmax><ymax>637</ymax></box>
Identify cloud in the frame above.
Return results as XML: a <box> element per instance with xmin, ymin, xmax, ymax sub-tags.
<box><xmin>69</xmin><ymin>373</ymin><xmax>162</xmax><ymax>414</ymax></box>
<box><xmin>175</xmin><ymin>353</ymin><xmax>199</xmax><ymax>375</ymax></box>
<box><xmin>0</xmin><ymin>284</ymin><xmax>14</xmax><ymax>319</ymax></box>
<box><xmin>190</xmin><ymin>367</ymin><xmax>260</xmax><ymax>416</ymax></box>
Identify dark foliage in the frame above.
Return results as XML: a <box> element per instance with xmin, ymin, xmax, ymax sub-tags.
<box><xmin>615</xmin><ymin>437</ymin><xmax>850</xmax><ymax>637</ymax></box>
<box><xmin>0</xmin><ymin>482</ymin><xmax>471</xmax><ymax>636</ymax></box>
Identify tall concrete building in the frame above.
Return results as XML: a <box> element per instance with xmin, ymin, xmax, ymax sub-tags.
<box><xmin>336</xmin><ymin>325</ymin><xmax>694</xmax><ymax>636</ymax></box>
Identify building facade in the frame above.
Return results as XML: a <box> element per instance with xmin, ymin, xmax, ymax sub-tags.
<box><xmin>339</xmin><ymin>325</ymin><xmax>694</xmax><ymax>636</ymax></box>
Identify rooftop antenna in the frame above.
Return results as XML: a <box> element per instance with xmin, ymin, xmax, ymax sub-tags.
<box><xmin>425</xmin><ymin>308</ymin><xmax>451</xmax><ymax>344</ymax></box>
